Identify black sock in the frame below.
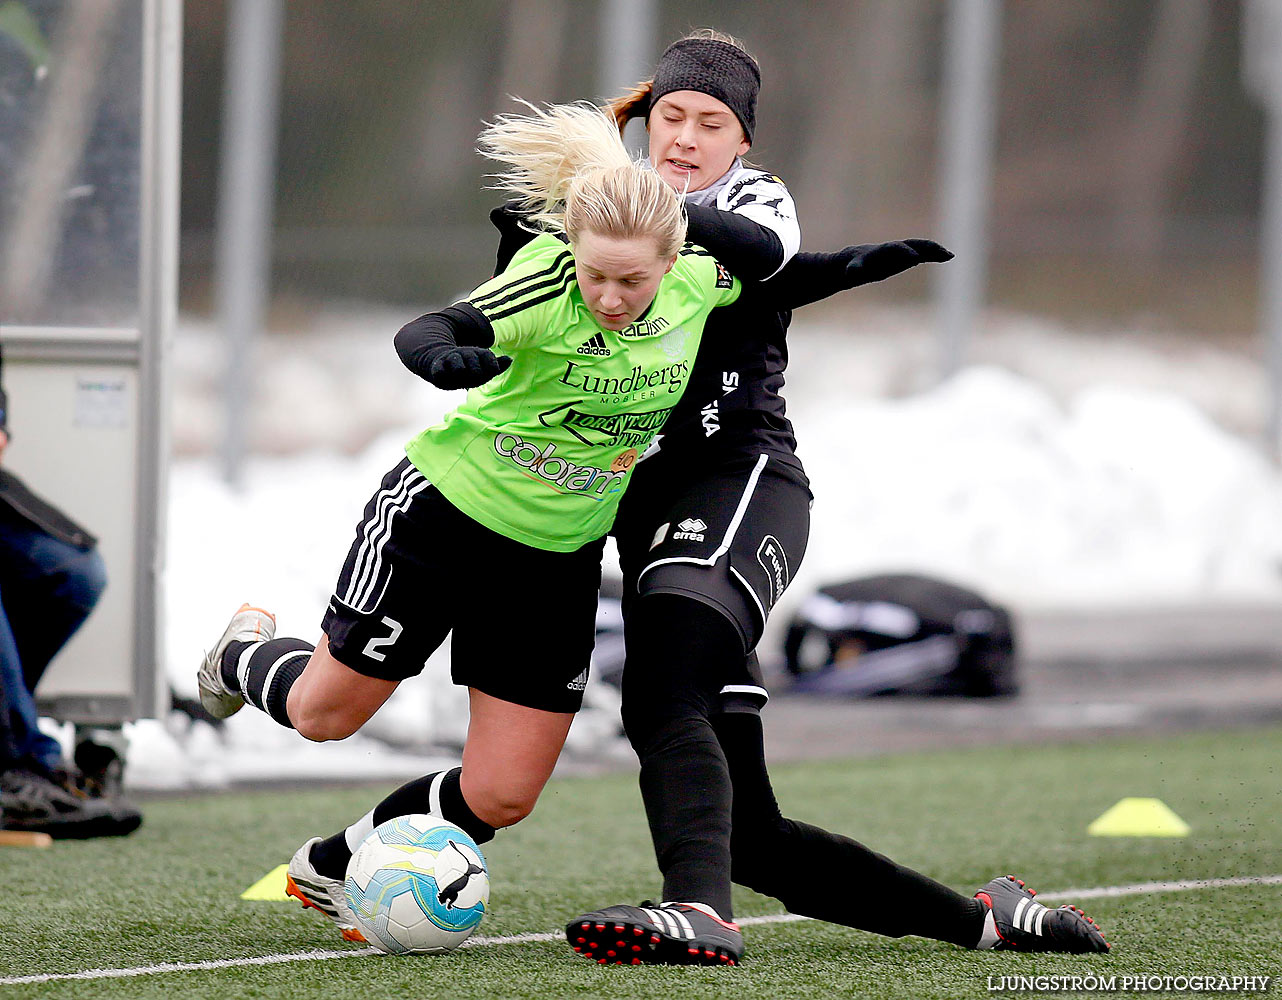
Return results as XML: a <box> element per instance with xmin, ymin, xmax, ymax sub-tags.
<box><xmin>621</xmin><ymin>595</ymin><xmax>741</xmax><ymax>920</ymax></box>
<box><xmin>637</xmin><ymin>719</ymin><xmax>733</xmax><ymax>917</ymax></box>
<box><xmin>221</xmin><ymin>637</ymin><xmax>312</xmax><ymax>728</ymax></box>
<box><xmin>309</xmin><ymin>767</ymin><xmax>496</xmax><ymax>880</ymax></box>
<box><xmin>713</xmin><ymin>710</ymin><xmax>987</xmax><ymax>947</ymax></box>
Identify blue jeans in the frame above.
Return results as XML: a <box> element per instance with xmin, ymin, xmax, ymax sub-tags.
<box><xmin>0</xmin><ymin>509</ymin><xmax>107</xmax><ymax>769</ymax></box>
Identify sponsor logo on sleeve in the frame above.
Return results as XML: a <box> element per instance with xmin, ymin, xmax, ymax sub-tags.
<box><xmin>715</xmin><ymin>262</ymin><xmax>734</xmax><ymax>289</ymax></box>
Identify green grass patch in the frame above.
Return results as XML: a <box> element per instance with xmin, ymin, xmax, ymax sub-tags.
<box><xmin>2</xmin><ymin>725</ymin><xmax>1279</xmax><ymax>999</ymax></box>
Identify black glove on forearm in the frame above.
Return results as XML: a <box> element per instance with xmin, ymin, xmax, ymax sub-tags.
<box><xmin>394</xmin><ymin>304</ymin><xmax>511</xmax><ymax>390</ymax></box>
<box><xmin>761</xmin><ymin>239</ymin><xmax>953</xmax><ymax>311</ymax></box>
<box><xmin>843</xmin><ymin>238</ymin><xmax>953</xmax><ymax>287</ymax></box>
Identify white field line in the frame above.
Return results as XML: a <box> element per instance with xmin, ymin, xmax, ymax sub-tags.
<box><xmin>3</xmin><ymin>874</ymin><xmax>1280</xmax><ymax>986</ymax></box>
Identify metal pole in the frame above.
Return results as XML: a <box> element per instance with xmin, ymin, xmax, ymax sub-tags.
<box><xmin>934</xmin><ymin>0</ymin><xmax>1002</xmax><ymax>379</ymax></box>
<box><xmin>1262</xmin><ymin>109</ymin><xmax>1282</xmax><ymax>458</ymax></box>
<box><xmin>598</xmin><ymin>0</ymin><xmax>658</xmax><ymax>154</ymax></box>
<box><xmin>216</xmin><ymin>0</ymin><xmax>283</xmax><ymax>487</ymax></box>
<box><xmin>1244</xmin><ymin>0</ymin><xmax>1282</xmax><ymax>459</ymax></box>
<box><xmin>137</xmin><ymin>0</ymin><xmax>182</xmax><ymax>716</ymax></box>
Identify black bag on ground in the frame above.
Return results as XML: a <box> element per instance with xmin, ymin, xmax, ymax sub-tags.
<box><xmin>783</xmin><ymin>573</ymin><xmax>1017</xmax><ymax>697</ymax></box>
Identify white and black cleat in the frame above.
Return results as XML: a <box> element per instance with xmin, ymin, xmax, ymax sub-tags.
<box><xmin>284</xmin><ymin>837</ymin><xmax>366</xmax><ymax>943</ymax></box>
<box><xmin>975</xmin><ymin>875</ymin><xmax>1110</xmax><ymax>953</ymax></box>
<box><xmin>567</xmin><ymin>901</ymin><xmax>743</xmax><ymax>966</ymax></box>
<box><xmin>195</xmin><ymin>603</ymin><xmax>276</xmax><ymax>719</ymax></box>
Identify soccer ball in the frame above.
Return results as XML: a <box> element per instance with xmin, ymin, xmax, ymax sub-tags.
<box><xmin>344</xmin><ymin>814</ymin><xmax>489</xmax><ymax>955</ymax></box>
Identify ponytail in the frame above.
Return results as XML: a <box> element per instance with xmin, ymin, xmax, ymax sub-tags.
<box><xmin>604</xmin><ymin>80</ymin><xmax>653</xmax><ymax>134</ymax></box>
<box><xmin>478</xmin><ymin>99</ymin><xmax>687</xmax><ymax>258</ymax></box>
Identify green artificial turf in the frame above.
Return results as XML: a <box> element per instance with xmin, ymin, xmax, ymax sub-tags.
<box><xmin>1</xmin><ymin>725</ymin><xmax>1278</xmax><ymax>999</ymax></box>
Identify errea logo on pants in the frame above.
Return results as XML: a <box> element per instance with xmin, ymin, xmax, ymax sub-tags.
<box><xmin>674</xmin><ymin>517</ymin><xmax>707</xmax><ymax>542</ymax></box>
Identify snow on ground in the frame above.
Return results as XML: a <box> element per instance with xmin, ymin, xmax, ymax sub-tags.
<box><xmin>133</xmin><ymin>304</ymin><xmax>1282</xmax><ymax>790</ymax></box>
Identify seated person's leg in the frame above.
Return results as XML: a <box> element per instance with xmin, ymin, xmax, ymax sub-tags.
<box><xmin>0</xmin><ymin>583</ymin><xmax>63</xmax><ymax>770</ymax></box>
<box><xmin>0</xmin><ymin>516</ymin><xmax>107</xmax><ymax>693</ymax></box>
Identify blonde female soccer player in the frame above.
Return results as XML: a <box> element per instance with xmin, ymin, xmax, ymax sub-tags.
<box><xmin>195</xmin><ymin>101</ymin><xmax>742</xmax><ymax>940</ymax></box>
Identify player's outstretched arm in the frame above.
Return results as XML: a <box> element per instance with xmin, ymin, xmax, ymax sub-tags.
<box><xmin>490</xmin><ymin>201</ymin><xmax>786</xmax><ymax>284</ymax></box>
<box><xmin>683</xmin><ymin>203</ymin><xmax>785</xmax><ymax>282</ymax></box>
<box><xmin>761</xmin><ymin>239</ymin><xmax>953</xmax><ymax>311</ymax></box>
<box><xmin>394</xmin><ymin>304</ymin><xmax>512</xmax><ymax>390</ymax></box>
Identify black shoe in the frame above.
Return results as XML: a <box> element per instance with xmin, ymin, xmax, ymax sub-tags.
<box><xmin>567</xmin><ymin>901</ymin><xmax>743</xmax><ymax>966</ymax></box>
<box><xmin>0</xmin><ymin>768</ymin><xmax>141</xmax><ymax>839</ymax></box>
<box><xmin>72</xmin><ymin>739</ymin><xmax>126</xmax><ymax>798</ymax></box>
<box><xmin>975</xmin><ymin>875</ymin><xmax>1110</xmax><ymax>953</ymax></box>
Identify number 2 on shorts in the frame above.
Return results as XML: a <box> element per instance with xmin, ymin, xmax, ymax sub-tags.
<box><xmin>362</xmin><ymin>616</ymin><xmax>403</xmax><ymax>661</ymax></box>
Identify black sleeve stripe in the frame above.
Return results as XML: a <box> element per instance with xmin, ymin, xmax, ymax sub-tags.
<box><xmin>680</xmin><ymin>243</ymin><xmax>714</xmax><ymax>258</ymax></box>
<box><xmin>470</xmin><ymin>251</ymin><xmax>574</xmax><ymax>312</ymax></box>
<box><xmin>471</xmin><ymin>252</ymin><xmax>571</xmax><ymax>310</ymax></box>
<box><xmin>475</xmin><ymin>258</ymin><xmax>576</xmax><ymax>321</ymax></box>
<box><xmin>483</xmin><ymin>266</ymin><xmax>577</xmax><ymax>322</ymax></box>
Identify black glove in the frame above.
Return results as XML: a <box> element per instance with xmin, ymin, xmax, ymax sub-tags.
<box><xmin>427</xmin><ymin>346</ymin><xmax>512</xmax><ymax>390</ymax></box>
<box><xmin>844</xmin><ymin>239</ymin><xmax>953</xmax><ymax>288</ymax></box>
<box><xmin>395</xmin><ymin>306</ymin><xmax>510</xmax><ymax>390</ymax></box>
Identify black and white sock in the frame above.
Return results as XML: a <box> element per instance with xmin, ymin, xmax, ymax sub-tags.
<box><xmin>221</xmin><ymin>637</ymin><xmax>312</xmax><ymax>728</ymax></box>
<box><xmin>308</xmin><ymin>766</ymin><xmax>496</xmax><ymax>880</ymax></box>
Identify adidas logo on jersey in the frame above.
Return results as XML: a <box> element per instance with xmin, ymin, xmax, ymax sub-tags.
<box><xmin>577</xmin><ymin>332</ymin><xmax>611</xmax><ymax>356</ymax></box>
<box><xmin>674</xmin><ymin>517</ymin><xmax>707</xmax><ymax>542</ymax></box>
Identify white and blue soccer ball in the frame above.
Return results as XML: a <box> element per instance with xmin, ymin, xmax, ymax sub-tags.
<box><xmin>344</xmin><ymin>814</ymin><xmax>489</xmax><ymax>955</ymax></box>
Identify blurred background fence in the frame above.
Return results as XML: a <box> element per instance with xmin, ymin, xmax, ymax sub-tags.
<box><xmin>172</xmin><ymin>1</ymin><xmax>1265</xmax><ymax>336</ymax></box>
<box><xmin>4</xmin><ymin>0</ymin><xmax>1282</xmax><ymax>775</ymax></box>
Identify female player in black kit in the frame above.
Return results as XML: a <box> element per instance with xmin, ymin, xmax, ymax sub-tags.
<box><xmin>546</xmin><ymin>32</ymin><xmax>1110</xmax><ymax>965</ymax></box>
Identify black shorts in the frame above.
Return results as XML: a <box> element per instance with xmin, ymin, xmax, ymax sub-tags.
<box><xmin>614</xmin><ymin>450</ymin><xmax>811</xmax><ymax>704</ymax></box>
<box><xmin>322</xmin><ymin>458</ymin><xmax>605</xmax><ymax>714</ymax></box>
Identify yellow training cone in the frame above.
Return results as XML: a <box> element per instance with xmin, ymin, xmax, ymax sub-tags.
<box><xmin>241</xmin><ymin>863</ymin><xmax>291</xmax><ymax>901</ymax></box>
<box><xmin>1087</xmin><ymin>797</ymin><xmax>1190</xmax><ymax>837</ymax></box>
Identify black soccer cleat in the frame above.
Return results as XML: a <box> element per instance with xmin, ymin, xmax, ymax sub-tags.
<box><xmin>567</xmin><ymin>901</ymin><xmax>743</xmax><ymax>966</ymax></box>
<box><xmin>975</xmin><ymin>875</ymin><xmax>1110</xmax><ymax>953</ymax></box>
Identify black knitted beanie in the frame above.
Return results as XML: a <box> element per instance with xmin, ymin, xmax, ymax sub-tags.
<box><xmin>648</xmin><ymin>37</ymin><xmax>760</xmax><ymax>143</ymax></box>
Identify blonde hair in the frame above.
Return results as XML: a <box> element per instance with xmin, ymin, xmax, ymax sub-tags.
<box><xmin>479</xmin><ymin>100</ymin><xmax>687</xmax><ymax>258</ymax></box>
<box><xmin>604</xmin><ymin>29</ymin><xmax>756</xmax><ymax>132</ymax></box>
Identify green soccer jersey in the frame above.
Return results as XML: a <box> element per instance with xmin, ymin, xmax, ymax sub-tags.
<box><xmin>406</xmin><ymin>233</ymin><xmax>741</xmax><ymax>551</ymax></box>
